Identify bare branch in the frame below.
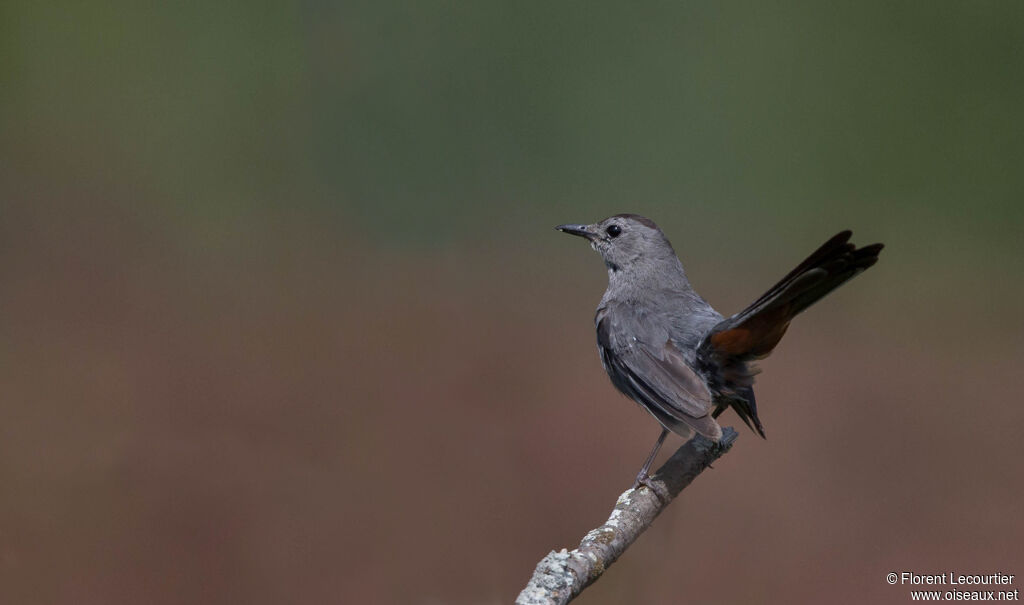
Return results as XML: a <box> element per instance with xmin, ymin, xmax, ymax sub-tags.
<box><xmin>515</xmin><ymin>427</ymin><xmax>739</xmax><ymax>605</ymax></box>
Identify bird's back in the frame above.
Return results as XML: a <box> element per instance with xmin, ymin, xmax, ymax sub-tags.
<box><xmin>595</xmin><ymin>276</ymin><xmax>728</xmax><ymax>440</ymax></box>
<box><xmin>598</xmin><ymin>269</ymin><xmax>722</xmax><ymax>365</ymax></box>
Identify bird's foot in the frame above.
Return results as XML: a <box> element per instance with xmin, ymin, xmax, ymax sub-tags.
<box><xmin>632</xmin><ymin>473</ymin><xmax>669</xmax><ymax>503</ymax></box>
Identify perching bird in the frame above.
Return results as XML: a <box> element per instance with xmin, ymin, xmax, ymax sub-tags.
<box><xmin>556</xmin><ymin>215</ymin><xmax>883</xmax><ymax>487</ymax></box>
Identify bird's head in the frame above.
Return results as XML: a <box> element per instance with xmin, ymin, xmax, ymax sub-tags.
<box><xmin>556</xmin><ymin>214</ymin><xmax>675</xmax><ymax>274</ymax></box>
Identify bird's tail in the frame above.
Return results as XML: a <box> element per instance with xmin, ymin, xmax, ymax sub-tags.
<box><xmin>705</xmin><ymin>230</ymin><xmax>883</xmax><ymax>361</ymax></box>
<box><xmin>698</xmin><ymin>231</ymin><xmax>884</xmax><ymax>436</ymax></box>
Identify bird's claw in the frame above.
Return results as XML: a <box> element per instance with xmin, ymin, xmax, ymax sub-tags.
<box><xmin>632</xmin><ymin>473</ymin><xmax>669</xmax><ymax>503</ymax></box>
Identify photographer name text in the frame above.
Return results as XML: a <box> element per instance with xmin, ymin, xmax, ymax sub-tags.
<box><xmin>895</xmin><ymin>572</ymin><xmax>1015</xmax><ymax>586</ymax></box>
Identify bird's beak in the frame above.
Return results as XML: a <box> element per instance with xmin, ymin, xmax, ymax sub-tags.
<box><xmin>556</xmin><ymin>223</ymin><xmax>596</xmax><ymax>240</ymax></box>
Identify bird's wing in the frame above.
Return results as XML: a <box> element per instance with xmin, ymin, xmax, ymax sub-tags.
<box><xmin>598</xmin><ymin>313</ymin><xmax>721</xmax><ymax>441</ymax></box>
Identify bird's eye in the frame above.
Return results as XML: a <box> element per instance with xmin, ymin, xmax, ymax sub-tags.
<box><xmin>606</xmin><ymin>224</ymin><xmax>622</xmax><ymax>238</ymax></box>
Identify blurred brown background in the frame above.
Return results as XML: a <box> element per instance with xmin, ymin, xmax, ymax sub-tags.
<box><xmin>1</xmin><ymin>2</ymin><xmax>1022</xmax><ymax>604</ymax></box>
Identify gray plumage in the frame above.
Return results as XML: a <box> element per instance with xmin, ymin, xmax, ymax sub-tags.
<box><xmin>557</xmin><ymin>214</ymin><xmax>883</xmax><ymax>482</ymax></box>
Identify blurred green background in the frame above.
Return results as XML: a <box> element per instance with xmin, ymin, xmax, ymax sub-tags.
<box><xmin>1</xmin><ymin>2</ymin><xmax>1022</xmax><ymax>604</ymax></box>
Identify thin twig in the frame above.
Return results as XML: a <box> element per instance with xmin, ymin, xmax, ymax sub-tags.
<box><xmin>516</xmin><ymin>427</ymin><xmax>739</xmax><ymax>605</ymax></box>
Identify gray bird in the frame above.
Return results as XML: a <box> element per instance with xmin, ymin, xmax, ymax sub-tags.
<box><xmin>557</xmin><ymin>215</ymin><xmax>883</xmax><ymax>487</ymax></box>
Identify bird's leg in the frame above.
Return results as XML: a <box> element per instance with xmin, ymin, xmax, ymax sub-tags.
<box><xmin>632</xmin><ymin>428</ymin><xmax>669</xmax><ymax>490</ymax></box>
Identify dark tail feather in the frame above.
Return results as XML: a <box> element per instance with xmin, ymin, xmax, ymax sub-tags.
<box><xmin>704</xmin><ymin>231</ymin><xmax>884</xmax><ymax>361</ymax></box>
<box><xmin>712</xmin><ymin>387</ymin><xmax>764</xmax><ymax>438</ymax></box>
<box><xmin>772</xmin><ymin>236</ymin><xmax>884</xmax><ymax>321</ymax></box>
<box><xmin>697</xmin><ymin>231</ymin><xmax>883</xmax><ymax>438</ymax></box>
